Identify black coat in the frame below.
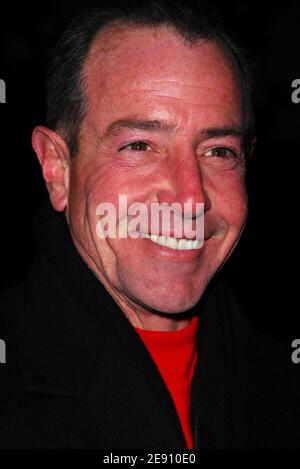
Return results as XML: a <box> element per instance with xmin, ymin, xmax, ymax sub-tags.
<box><xmin>0</xmin><ymin>203</ymin><xmax>300</xmax><ymax>449</ymax></box>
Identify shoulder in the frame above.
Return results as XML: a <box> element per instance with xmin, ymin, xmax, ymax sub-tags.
<box><xmin>217</xmin><ymin>276</ymin><xmax>300</xmax><ymax>438</ymax></box>
<box><xmin>0</xmin><ymin>276</ymin><xmax>105</xmax><ymax>448</ymax></box>
<box><xmin>215</xmin><ymin>275</ymin><xmax>297</xmax><ymax>373</ymax></box>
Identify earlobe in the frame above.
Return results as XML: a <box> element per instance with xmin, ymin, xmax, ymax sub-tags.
<box><xmin>32</xmin><ymin>126</ymin><xmax>70</xmax><ymax>212</ymax></box>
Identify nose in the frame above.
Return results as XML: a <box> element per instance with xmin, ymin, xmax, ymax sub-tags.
<box><xmin>156</xmin><ymin>146</ymin><xmax>210</xmax><ymax>217</ymax></box>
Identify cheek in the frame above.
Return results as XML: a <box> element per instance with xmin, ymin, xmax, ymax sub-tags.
<box><xmin>208</xmin><ymin>170</ymin><xmax>248</xmax><ymax>227</ymax></box>
<box><xmin>70</xmin><ymin>164</ymin><xmax>151</xmax><ymax>247</ymax></box>
<box><xmin>80</xmin><ymin>160</ymin><xmax>164</xmax><ymax>219</ymax></box>
<box><xmin>224</xmin><ymin>182</ymin><xmax>248</xmax><ymax>230</ymax></box>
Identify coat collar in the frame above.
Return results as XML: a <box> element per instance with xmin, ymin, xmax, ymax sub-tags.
<box><xmin>11</xmin><ymin>201</ymin><xmax>300</xmax><ymax>448</ymax></box>
<box><xmin>15</xmin><ymin>202</ymin><xmax>187</xmax><ymax>447</ymax></box>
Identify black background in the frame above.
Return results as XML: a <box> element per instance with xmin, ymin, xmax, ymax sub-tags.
<box><xmin>0</xmin><ymin>1</ymin><xmax>299</xmax><ymax>343</ymax></box>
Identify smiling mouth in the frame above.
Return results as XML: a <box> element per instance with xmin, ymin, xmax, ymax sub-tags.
<box><xmin>140</xmin><ymin>233</ymin><xmax>203</xmax><ymax>250</ymax></box>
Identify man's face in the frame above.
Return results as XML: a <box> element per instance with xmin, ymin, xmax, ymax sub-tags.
<box><xmin>66</xmin><ymin>25</ymin><xmax>248</xmax><ymax>316</ymax></box>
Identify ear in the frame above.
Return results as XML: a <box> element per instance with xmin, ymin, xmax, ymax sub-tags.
<box><xmin>32</xmin><ymin>126</ymin><xmax>70</xmax><ymax>212</ymax></box>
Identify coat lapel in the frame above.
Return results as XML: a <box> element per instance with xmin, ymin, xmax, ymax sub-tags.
<box><xmin>14</xmin><ymin>203</ymin><xmax>300</xmax><ymax>449</ymax></box>
<box><xmin>68</xmin><ymin>328</ymin><xmax>186</xmax><ymax>449</ymax></box>
<box><xmin>27</xmin><ymin>204</ymin><xmax>187</xmax><ymax>448</ymax></box>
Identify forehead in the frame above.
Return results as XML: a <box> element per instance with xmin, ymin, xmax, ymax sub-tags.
<box><xmin>83</xmin><ymin>24</ymin><xmax>242</xmax><ymax>129</ymax></box>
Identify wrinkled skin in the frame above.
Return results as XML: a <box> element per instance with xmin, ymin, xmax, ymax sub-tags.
<box><xmin>33</xmin><ymin>25</ymin><xmax>252</xmax><ymax>330</ymax></box>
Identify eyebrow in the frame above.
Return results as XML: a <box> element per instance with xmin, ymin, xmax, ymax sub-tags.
<box><xmin>102</xmin><ymin>119</ymin><xmax>177</xmax><ymax>138</ymax></box>
<box><xmin>198</xmin><ymin>126</ymin><xmax>244</xmax><ymax>141</ymax></box>
<box><xmin>100</xmin><ymin>118</ymin><xmax>244</xmax><ymax>142</ymax></box>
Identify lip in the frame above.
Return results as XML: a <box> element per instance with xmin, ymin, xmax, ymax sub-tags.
<box><xmin>134</xmin><ymin>234</ymin><xmax>210</xmax><ymax>262</ymax></box>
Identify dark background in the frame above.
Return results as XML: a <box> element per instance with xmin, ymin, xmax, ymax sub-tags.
<box><xmin>0</xmin><ymin>1</ymin><xmax>299</xmax><ymax>343</ymax></box>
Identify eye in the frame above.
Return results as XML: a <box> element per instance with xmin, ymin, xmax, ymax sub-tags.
<box><xmin>119</xmin><ymin>141</ymin><xmax>151</xmax><ymax>152</ymax></box>
<box><xmin>204</xmin><ymin>147</ymin><xmax>238</xmax><ymax>159</ymax></box>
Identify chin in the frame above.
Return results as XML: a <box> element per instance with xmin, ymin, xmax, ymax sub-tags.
<box><xmin>127</xmin><ymin>281</ymin><xmax>209</xmax><ymax>315</ymax></box>
<box><xmin>117</xmin><ymin>261</ymin><xmax>217</xmax><ymax>315</ymax></box>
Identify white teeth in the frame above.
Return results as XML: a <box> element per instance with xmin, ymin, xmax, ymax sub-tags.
<box><xmin>187</xmin><ymin>240</ymin><xmax>194</xmax><ymax>250</ymax></box>
<box><xmin>141</xmin><ymin>233</ymin><xmax>202</xmax><ymax>250</ymax></box>
<box><xmin>178</xmin><ymin>239</ymin><xmax>186</xmax><ymax>250</ymax></box>
<box><xmin>160</xmin><ymin>236</ymin><xmax>167</xmax><ymax>246</ymax></box>
<box><xmin>167</xmin><ymin>237</ymin><xmax>177</xmax><ymax>249</ymax></box>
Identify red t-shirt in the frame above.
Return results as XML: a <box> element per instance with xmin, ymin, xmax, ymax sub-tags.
<box><xmin>135</xmin><ymin>315</ymin><xmax>199</xmax><ymax>449</ymax></box>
